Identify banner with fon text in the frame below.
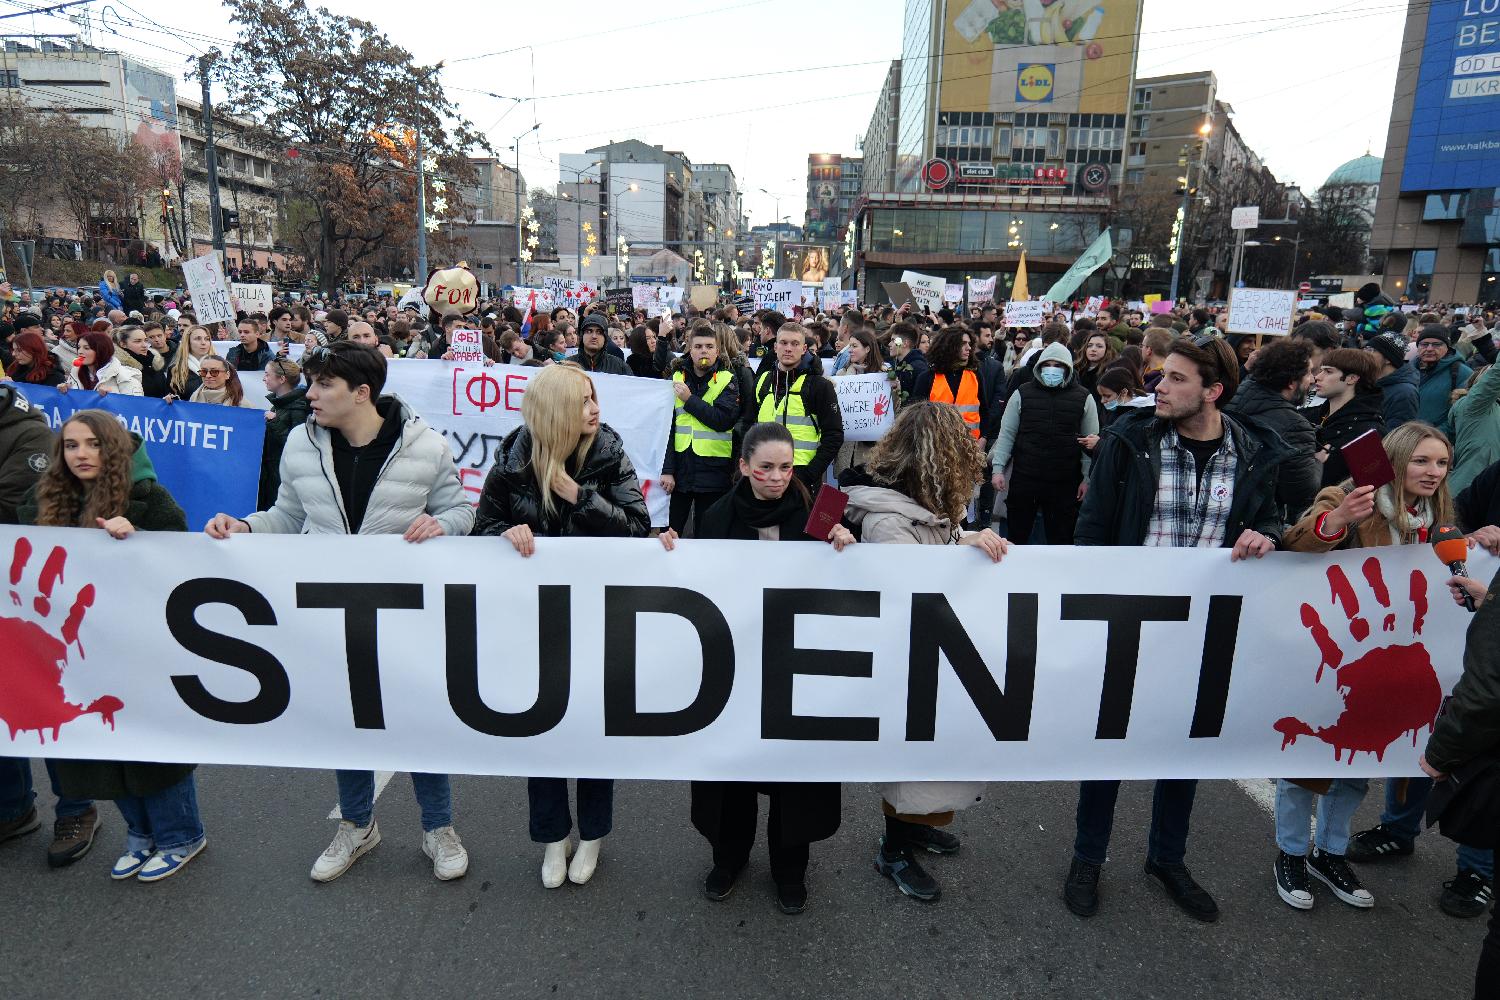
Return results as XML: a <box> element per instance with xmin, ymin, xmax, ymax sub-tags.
<box><xmin>1</xmin><ymin>529</ymin><xmax>1481</xmax><ymax>781</ymax></box>
<box><xmin>9</xmin><ymin>385</ymin><xmax>265</xmax><ymax>527</ymax></box>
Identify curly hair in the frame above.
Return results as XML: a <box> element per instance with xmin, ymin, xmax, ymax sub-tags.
<box><xmin>864</xmin><ymin>401</ymin><xmax>983</xmax><ymax>524</ymax></box>
<box><xmin>35</xmin><ymin>411</ymin><xmax>134</xmax><ymax>527</ymax></box>
<box><xmin>925</xmin><ymin>327</ymin><xmax>972</xmax><ymax>374</ymax></box>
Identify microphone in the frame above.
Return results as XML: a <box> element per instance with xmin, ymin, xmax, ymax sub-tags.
<box><xmin>1433</xmin><ymin>524</ymin><xmax>1476</xmax><ymax>612</ymax></box>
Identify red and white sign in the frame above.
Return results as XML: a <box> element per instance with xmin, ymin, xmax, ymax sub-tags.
<box><xmin>448</xmin><ymin>327</ymin><xmax>484</xmax><ymax>364</ymax></box>
<box><xmin>922</xmin><ymin>158</ymin><xmax>954</xmax><ymax>190</ymax></box>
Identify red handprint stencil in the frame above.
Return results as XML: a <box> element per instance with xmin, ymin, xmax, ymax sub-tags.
<box><xmin>0</xmin><ymin>537</ymin><xmax>118</xmax><ymax>743</ymax></box>
<box><xmin>1273</xmin><ymin>557</ymin><xmax>1441</xmax><ymax>763</ymax></box>
<box><xmin>874</xmin><ymin>393</ymin><xmax>890</xmax><ymax>419</ymax></box>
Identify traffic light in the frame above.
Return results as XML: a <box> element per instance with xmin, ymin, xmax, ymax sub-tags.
<box><xmin>220</xmin><ymin>208</ymin><xmax>240</xmax><ymax>230</ymax></box>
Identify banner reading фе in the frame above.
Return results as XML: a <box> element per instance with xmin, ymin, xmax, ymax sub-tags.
<box><xmin>1</xmin><ymin>530</ymin><xmax>1476</xmax><ymax>783</ymax></box>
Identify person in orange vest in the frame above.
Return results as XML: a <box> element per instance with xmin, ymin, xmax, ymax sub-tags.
<box><xmin>913</xmin><ymin>328</ymin><xmax>987</xmax><ymax>447</ymax></box>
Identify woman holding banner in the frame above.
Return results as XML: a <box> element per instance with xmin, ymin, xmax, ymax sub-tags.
<box><xmin>659</xmin><ymin>421</ymin><xmax>854</xmax><ymax>915</ymax></box>
<box><xmin>843</xmin><ymin>402</ymin><xmax>1008</xmax><ymax>903</ymax></box>
<box><xmin>19</xmin><ymin>410</ymin><xmax>206</xmax><ymax>882</ymax></box>
<box><xmin>1273</xmin><ymin>422</ymin><xmax>1459</xmax><ymax>914</ymax></box>
<box><xmin>473</xmin><ymin>364</ymin><xmax>649</xmax><ymax>889</ymax></box>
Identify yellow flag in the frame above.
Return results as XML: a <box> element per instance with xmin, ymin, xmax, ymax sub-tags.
<box><xmin>1013</xmin><ymin>252</ymin><xmax>1029</xmax><ymax>301</ymax></box>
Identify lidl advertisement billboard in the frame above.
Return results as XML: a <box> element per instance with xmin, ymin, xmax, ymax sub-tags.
<box><xmin>1401</xmin><ymin>0</ymin><xmax>1500</xmax><ymax>193</ymax></box>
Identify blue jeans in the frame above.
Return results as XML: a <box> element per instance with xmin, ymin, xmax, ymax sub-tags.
<box><xmin>1275</xmin><ymin>778</ymin><xmax>1368</xmax><ymax>855</ymax></box>
<box><xmin>1073</xmin><ymin>779</ymin><xmax>1197</xmax><ymax>866</ymax></box>
<box><xmin>0</xmin><ymin>758</ymin><xmax>94</xmax><ymax>822</ymax></box>
<box><xmin>114</xmin><ymin>772</ymin><xmax>203</xmax><ymax>854</ymax></box>
<box><xmin>335</xmin><ymin>770</ymin><xmax>452</xmax><ymax>833</ymax></box>
<box><xmin>528</xmin><ymin>778</ymin><xmax>614</xmax><ymax>843</ymax></box>
<box><xmin>1380</xmin><ymin>776</ymin><xmax>1494</xmax><ymax>880</ymax></box>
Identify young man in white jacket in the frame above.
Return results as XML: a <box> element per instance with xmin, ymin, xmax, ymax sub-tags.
<box><xmin>205</xmin><ymin>341</ymin><xmax>476</xmax><ymax>883</ymax></box>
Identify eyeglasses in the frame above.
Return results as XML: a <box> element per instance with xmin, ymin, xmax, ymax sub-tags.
<box><xmin>200</xmin><ymin>367</ymin><xmax>227</xmax><ymax>376</ymax></box>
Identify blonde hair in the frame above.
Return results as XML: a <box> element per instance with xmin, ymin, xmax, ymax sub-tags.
<box><xmin>865</xmin><ymin>401</ymin><xmax>983</xmax><ymax>524</ymax></box>
<box><xmin>1372</xmin><ymin>422</ymin><xmax>1455</xmax><ymax>541</ymax></box>
<box><xmin>168</xmin><ymin>325</ymin><xmax>216</xmax><ymax>396</ymax></box>
<box><xmin>521</xmin><ymin>365</ymin><xmax>598</xmax><ymax>519</ymax></box>
<box><xmin>102</xmin><ymin>269</ymin><xmax>119</xmax><ymax>290</ymax></box>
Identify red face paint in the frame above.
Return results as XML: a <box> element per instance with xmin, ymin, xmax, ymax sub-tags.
<box><xmin>749</xmin><ymin>469</ymin><xmax>773</xmax><ymax>482</ymax></box>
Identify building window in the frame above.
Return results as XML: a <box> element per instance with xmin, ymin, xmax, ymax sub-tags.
<box><xmin>1482</xmin><ymin>248</ymin><xmax>1500</xmax><ymax>306</ymax></box>
<box><xmin>1047</xmin><ymin>129</ymin><xmax>1062</xmax><ymax>157</ymax></box>
<box><xmin>0</xmin><ymin>70</ymin><xmax>17</xmax><ymax>88</ymax></box>
<box><xmin>1126</xmin><ymin>168</ymin><xmax>1144</xmax><ymax>184</ymax></box>
<box><xmin>1408</xmin><ymin>249</ymin><xmax>1437</xmax><ymax>300</ymax></box>
<box><xmin>253</xmin><ymin>158</ymin><xmax>267</xmax><ymax>178</ymax></box>
<box><xmin>1423</xmin><ymin>192</ymin><xmax>1466</xmax><ymax>222</ymax></box>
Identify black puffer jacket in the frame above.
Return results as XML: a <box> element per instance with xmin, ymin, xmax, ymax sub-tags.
<box><xmin>1311</xmin><ymin>392</ymin><xmax>1386</xmax><ymax>489</ymax></box>
<box><xmin>473</xmin><ymin>423</ymin><xmax>649</xmax><ymax>538</ymax></box>
<box><xmin>1425</xmin><ymin>568</ymin><xmax>1500</xmax><ymax>773</ymax></box>
<box><xmin>1076</xmin><ymin>409</ymin><xmax>1289</xmax><ymax>548</ymax></box>
<box><xmin>1224</xmin><ymin>379</ymin><xmax>1319</xmax><ymax>521</ymax></box>
<box><xmin>259</xmin><ymin>385</ymin><xmax>311</xmax><ymax>510</ymax></box>
<box><xmin>1457</xmin><ymin>459</ymin><xmax>1500</xmax><ymax>533</ymax></box>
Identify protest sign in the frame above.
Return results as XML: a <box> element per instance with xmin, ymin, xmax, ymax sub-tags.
<box><xmin>1231</xmin><ymin>205</ymin><xmax>1260</xmax><ymax>230</ymax></box>
<box><xmin>656</xmin><ymin>286</ymin><xmax>684</xmax><ymax>316</ymax></box>
<box><xmin>1226</xmin><ymin>288</ymin><xmax>1298</xmax><ymax>335</ymax></box>
<box><xmin>967</xmin><ymin>275</ymin><xmax>997</xmax><ymax>305</ymax></box>
<box><xmin>881</xmin><ymin>282</ymin><xmax>913</xmax><ymax>308</ymax></box>
<box><xmin>510</xmin><ymin>286</ymin><xmax>554</xmax><ymax>313</ymax></box>
<box><xmin>746</xmin><ymin>279</ymin><xmax>800</xmax><ymax>313</ymax></box>
<box><xmin>944</xmin><ymin>283</ymin><xmax>965</xmax><ymax>305</ymax></box>
<box><xmin>448</xmin><ymin>327</ymin><xmax>485</xmax><ymax>363</ymax></box>
<box><xmin>1297</xmin><ymin>298</ymin><xmax>1320</xmax><ymax>310</ymax></box>
<box><xmin>1150</xmin><ymin>301</ymin><xmax>1173</xmax><ymax>315</ymax></box>
<box><xmin>1143</xmin><ymin>294</ymin><xmax>1162</xmax><ymax>307</ymax></box>
<box><xmin>543</xmin><ymin>277</ymin><xmax>598</xmax><ymax>309</ymax></box>
<box><xmin>833</xmin><ymin>372</ymin><xmax>896</xmax><ymax>442</ymax></box>
<box><xmin>1125</xmin><ymin>300</ymin><xmax>1147</xmax><ymax>313</ymax></box>
<box><xmin>1082</xmin><ymin>295</ymin><xmax>1104</xmax><ymax>317</ymax></box>
<box><xmin>631</xmin><ymin>283</ymin><xmax>658</xmax><ymax>311</ymax></box>
<box><xmin>230</xmin><ymin>283</ymin><xmax>273</xmax><ymax>316</ymax></box>
<box><xmin>822</xmin><ymin>276</ymin><xmax>842</xmax><ymax>294</ymax></box>
<box><xmin>900</xmin><ymin>271</ymin><xmax>945</xmax><ymax>313</ymax></box>
<box><xmin>8</xmin><ymin>531</ymin><xmax>1477</xmax><ymax>784</ymax></box>
<box><xmin>11</xmin><ymin>386</ymin><xmax>265</xmax><ymax>527</ymax></box>
<box><xmin>688</xmin><ymin>284</ymin><xmax>720</xmax><ymax>310</ymax></box>
<box><xmin>180</xmin><ymin>252</ymin><xmax>234</xmax><ymax>325</ymax></box>
<box><xmin>798</xmin><ymin>285</ymin><xmax>820</xmax><ymax>310</ymax></box>
<box><xmin>1003</xmin><ymin>300</ymin><xmax>1045</xmax><ymax>328</ymax></box>
<box><xmin>605</xmin><ymin>286</ymin><xmax>633</xmax><ymax>316</ymax></box>
<box><xmin>1400</xmin><ymin>304</ymin><xmax>1421</xmax><ymax>314</ymax></box>
<box><xmin>821</xmin><ymin>290</ymin><xmax>858</xmax><ymax>311</ymax></box>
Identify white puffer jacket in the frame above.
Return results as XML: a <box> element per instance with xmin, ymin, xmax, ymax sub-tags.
<box><xmin>67</xmin><ymin>356</ymin><xmax>143</xmax><ymax>395</ymax></box>
<box><xmin>245</xmin><ymin>394</ymin><xmax>475</xmax><ymax>537</ymax></box>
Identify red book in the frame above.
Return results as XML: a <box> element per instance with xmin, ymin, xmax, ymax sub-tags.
<box><xmin>1340</xmin><ymin>429</ymin><xmax>1395</xmax><ymax>491</ymax></box>
<box><xmin>804</xmin><ymin>484</ymin><xmax>848</xmax><ymax>541</ymax></box>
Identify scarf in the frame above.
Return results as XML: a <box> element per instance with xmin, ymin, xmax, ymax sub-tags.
<box><xmin>1374</xmin><ymin>486</ymin><xmax>1435</xmax><ymax>545</ymax></box>
<box><xmin>730</xmin><ymin>477</ymin><xmax>807</xmax><ymax>532</ymax></box>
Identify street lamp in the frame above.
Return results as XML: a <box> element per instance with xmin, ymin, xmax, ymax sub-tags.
<box><xmin>1168</xmin><ymin>116</ymin><xmax>1213</xmax><ymax>303</ymax></box>
<box><xmin>509</xmin><ymin>121</ymin><xmax>541</xmax><ymax>284</ymax></box>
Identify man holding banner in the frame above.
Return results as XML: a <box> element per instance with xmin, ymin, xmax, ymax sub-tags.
<box><xmin>205</xmin><ymin>342</ymin><xmax>476</xmax><ymax>884</ymax></box>
<box><xmin>1065</xmin><ymin>337</ymin><xmax>1287</xmax><ymax>924</ymax></box>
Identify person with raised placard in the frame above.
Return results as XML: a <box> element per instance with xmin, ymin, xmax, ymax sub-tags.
<box><xmin>203</xmin><ymin>341</ymin><xmax>476</xmax><ymax>885</ymax></box>
<box><xmin>1068</xmin><ymin>337</ymin><xmax>1287</xmax><ymax>924</ymax></box>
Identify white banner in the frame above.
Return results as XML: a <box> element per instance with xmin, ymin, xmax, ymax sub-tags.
<box><xmin>944</xmin><ymin>283</ymin><xmax>965</xmax><ymax>304</ymax></box>
<box><xmin>181</xmin><ymin>253</ymin><xmax>234</xmax><ymax>326</ymax></box>
<box><xmin>2</xmin><ymin>530</ymin><xmax>1478</xmax><ymax>781</ymax></box>
<box><xmin>833</xmin><ymin>372</ymin><xmax>896</xmax><ymax>442</ymax></box>
<box><xmin>543</xmin><ymin>277</ymin><xmax>598</xmax><ymax>309</ymax></box>
<box><xmin>214</xmin><ymin>341</ymin><xmax>306</xmax><ymax>361</ymax></box>
<box><xmin>1003</xmin><ymin>300</ymin><xmax>1045</xmax><ymax>328</ymax></box>
<box><xmin>968</xmin><ymin>275</ymin><xmax>997</xmax><ymax>305</ymax></box>
<box><xmin>231</xmin><ymin>282</ymin><xmax>274</xmax><ymax>316</ymax></box>
<box><xmin>746</xmin><ymin>279</ymin><xmax>800</xmax><ymax>313</ymax></box>
<box><xmin>511</xmin><ymin>287</ymin><xmax>554</xmax><ymax>313</ymax></box>
<box><xmin>900</xmin><ymin>271</ymin><xmax>945</xmax><ymax>313</ymax></box>
<box><xmin>1227</xmin><ymin>288</ymin><xmax>1298</xmax><ymax>336</ymax></box>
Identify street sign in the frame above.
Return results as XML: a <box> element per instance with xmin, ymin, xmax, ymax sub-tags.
<box><xmin>1230</xmin><ymin>206</ymin><xmax>1260</xmax><ymax>230</ymax></box>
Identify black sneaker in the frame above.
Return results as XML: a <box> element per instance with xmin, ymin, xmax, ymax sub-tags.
<box><xmin>1144</xmin><ymin>860</ymin><xmax>1220</xmax><ymax>922</ymax></box>
<box><xmin>1063</xmin><ymin>858</ymin><xmax>1101</xmax><ymax>918</ymax></box>
<box><xmin>1440</xmin><ymin>869</ymin><xmax>1494</xmax><ymax>919</ymax></box>
<box><xmin>1308</xmin><ymin>848</ymin><xmax>1374</xmax><ymax>908</ymax></box>
<box><xmin>0</xmin><ymin>806</ymin><xmax>40</xmax><ymax>844</ymax></box>
<box><xmin>704</xmin><ymin>865</ymin><xmax>741</xmax><ymax>902</ymax></box>
<box><xmin>1274</xmin><ymin>850</ymin><xmax>1314</xmax><ymax>910</ymax></box>
<box><xmin>775</xmin><ymin>881</ymin><xmax>808</xmax><ymax>915</ymax></box>
<box><xmin>875</xmin><ymin>839</ymin><xmax>940</xmax><ymax>902</ymax></box>
<box><xmin>1345</xmin><ymin>824</ymin><xmax>1414</xmax><ymax>863</ymax></box>
<box><xmin>905</xmin><ymin>824</ymin><xmax>960</xmax><ymax>855</ymax></box>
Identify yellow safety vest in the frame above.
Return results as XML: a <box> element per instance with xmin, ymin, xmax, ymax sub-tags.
<box><xmin>755</xmin><ymin>371</ymin><xmax>820</xmax><ymax>466</ymax></box>
<box><xmin>672</xmin><ymin>370</ymin><xmax>734</xmax><ymax>458</ymax></box>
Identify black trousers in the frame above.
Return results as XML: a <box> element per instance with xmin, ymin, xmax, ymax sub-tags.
<box><xmin>1004</xmin><ymin>480</ymin><xmax>1079</xmax><ymax>544</ymax></box>
<box><xmin>707</xmin><ymin>783</ymin><xmax>810</xmax><ymax>886</ymax></box>
<box><xmin>669</xmin><ymin>489</ymin><xmax>726</xmax><ymax>536</ymax></box>
<box><xmin>1477</xmin><ymin>903</ymin><xmax>1500</xmax><ymax>999</ymax></box>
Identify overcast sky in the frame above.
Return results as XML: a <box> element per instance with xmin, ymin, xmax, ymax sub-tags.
<box><xmin>29</xmin><ymin>0</ymin><xmax>1409</xmax><ymax>227</ymax></box>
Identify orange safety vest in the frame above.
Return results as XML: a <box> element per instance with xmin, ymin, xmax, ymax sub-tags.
<box><xmin>928</xmin><ymin>369</ymin><xmax>981</xmax><ymax>438</ymax></box>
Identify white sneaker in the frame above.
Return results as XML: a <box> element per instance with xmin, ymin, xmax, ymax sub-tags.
<box><xmin>422</xmin><ymin>826</ymin><xmax>469</xmax><ymax>881</ymax></box>
<box><xmin>311</xmin><ymin>820</ymin><xmax>380</xmax><ymax>882</ymax></box>
<box><xmin>541</xmin><ymin>838</ymin><xmax>572</xmax><ymax>889</ymax></box>
<box><xmin>569</xmin><ymin>838</ymin><xmax>602</xmax><ymax>885</ymax></box>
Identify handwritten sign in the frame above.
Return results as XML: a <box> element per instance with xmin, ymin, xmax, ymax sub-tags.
<box><xmin>967</xmin><ymin>275</ymin><xmax>997</xmax><ymax>305</ymax></box>
<box><xmin>833</xmin><ymin>372</ymin><xmax>896</xmax><ymax>443</ymax></box>
<box><xmin>746</xmin><ymin>279</ymin><xmax>800</xmax><ymax>313</ymax></box>
<box><xmin>181</xmin><ymin>252</ymin><xmax>234</xmax><ymax>326</ymax></box>
<box><xmin>448</xmin><ymin>327</ymin><xmax>485</xmax><ymax>364</ymax></box>
<box><xmin>944</xmin><ymin>283</ymin><xmax>965</xmax><ymax>304</ymax></box>
<box><xmin>1003</xmin><ymin>300</ymin><xmax>1046</xmax><ymax>329</ymax></box>
<box><xmin>1230</xmin><ymin>206</ymin><xmax>1260</xmax><ymax>231</ymax></box>
<box><xmin>231</xmin><ymin>282</ymin><xmax>273</xmax><ymax>316</ymax></box>
<box><xmin>510</xmin><ymin>286</ymin><xmax>554</xmax><ymax>313</ymax></box>
<box><xmin>605</xmin><ymin>286</ymin><xmax>633</xmax><ymax>316</ymax></box>
<box><xmin>900</xmin><ymin>270</ymin><xmax>945</xmax><ymax>313</ymax></box>
<box><xmin>1226</xmin><ymin>287</ymin><xmax>1298</xmax><ymax>335</ymax></box>
<box><xmin>821</xmin><ymin>290</ymin><xmax>858</xmax><ymax>311</ymax></box>
<box><xmin>656</xmin><ymin>286</ymin><xmax>684</xmax><ymax>317</ymax></box>
<box><xmin>543</xmin><ymin>277</ymin><xmax>598</xmax><ymax>308</ymax></box>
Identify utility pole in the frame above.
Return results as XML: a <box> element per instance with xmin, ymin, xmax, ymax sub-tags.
<box><xmin>415</xmin><ymin>119</ymin><xmax>428</xmax><ymax>283</ymax></box>
<box><xmin>510</xmin><ymin>122</ymin><xmax>541</xmax><ymax>285</ymax></box>
<box><xmin>198</xmin><ymin>50</ymin><xmax>226</xmax><ymax>261</ymax></box>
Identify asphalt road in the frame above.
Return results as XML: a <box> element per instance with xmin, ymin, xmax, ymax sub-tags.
<box><xmin>1</xmin><ymin>763</ymin><xmax>1486</xmax><ymax>999</ymax></box>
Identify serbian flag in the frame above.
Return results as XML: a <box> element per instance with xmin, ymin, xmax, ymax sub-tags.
<box><xmin>519</xmin><ymin>300</ymin><xmax>535</xmax><ymax>339</ymax></box>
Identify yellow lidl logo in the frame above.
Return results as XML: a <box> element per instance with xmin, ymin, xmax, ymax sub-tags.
<box><xmin>1017</xmin><ymin>63</ymin><xmax>1055</xmax><ymax>103</ymax></box>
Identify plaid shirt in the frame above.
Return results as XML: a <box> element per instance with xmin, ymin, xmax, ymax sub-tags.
<box><xmin>1145</xmin><ymin>425</ymin><xmax>1239</xmax><ymax>548</ymax></box>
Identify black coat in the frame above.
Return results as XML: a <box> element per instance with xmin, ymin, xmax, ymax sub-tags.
<box><xmin>120</xmin><ymin>348</ymin><xmax>171</xmax><ymax>398</ymax></box>
<box><xmin>472</xmin><ymin>423</ymin><xmax>649</xmax><ymax>539</ymax></box>
<box><xmin>1311</xmin><ymin>392</ymin><xmax>1386</xmax><ymax>489</ymax></box>
<box><xmin>1076</xmin><ymin>409</ymin><xmax>1289</xmax><ymax>548</ymax></box>
<box><xmin>6</xmin><ymin>360</ymin><xmax>67</xmax><ymax>387</ymax></box>
<box><xmin>120</xmin><ymin>279</ymin><xmax>146</xmax><ymax>315</ymax></box>
<box><xmin>690</xmin><ymin>480</ymin><xmax>841</xmax><ymax>847</ymax></box>
<box><xmin>660</xmin><ymin>359</ymin><xmax>742</xmax><ymax>493</ymax></box>
<box><xmin>741</xmin><ymin>357</ymin><xmax>845</xmax><ymax>487</ymax></box>
<box><xmin>1457</xmin><ymin>459</ymin><xmax>1500</xmax><ymax>533</ymax></box>
<box><xmin>574</xmin><ymin>349</ymin><xmax>629</xmax><ymax>376</ymax></box>
<box><xmin>1425</xmin><ymin>567</ymin><xmax>1500</xmax><ymax>773</ymax></box>
<box><xmin>260</xmin><ymin>385</ymin><xmax>311</xmax><ymax>510</ymax></box>
<box><xmin>1224</xmin><ymin>380</ymin><xmax>1320</xmax><ymax>521</ymax></box>
<box><xmin>626</xmin><ymin>353</ymin><xmax>662</xmax><ymax>379</ymax></box>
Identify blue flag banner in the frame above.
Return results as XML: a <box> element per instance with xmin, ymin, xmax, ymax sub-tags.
<box><xmin>10</xmin><ymin>386</ymin><xmax>266</xmax><ymax>527</ymax></box>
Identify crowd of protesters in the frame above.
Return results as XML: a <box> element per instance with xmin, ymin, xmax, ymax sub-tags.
<box><xmin>3</xmin><ymin>272</ymin><xmax>1500</xmax><ymax>994</ymax></box>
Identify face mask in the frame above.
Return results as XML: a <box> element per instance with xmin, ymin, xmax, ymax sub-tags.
<box><xmin>1104</xmin><ymin>399</ymin><xmax>1120</xmax><ymax>411</ymax></box>
<box><xmin>1038</xmin><ymin>367</ymin><xmax>1065</xmax><ymax>388</ymax></box>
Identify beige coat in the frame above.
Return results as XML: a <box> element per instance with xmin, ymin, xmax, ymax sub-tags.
<box><xmin>1284</xmin><ymin>485</ymin><xmax>1402</xmax><ymax>552</ymax></box>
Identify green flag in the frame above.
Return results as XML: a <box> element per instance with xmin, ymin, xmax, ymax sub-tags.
<box><xmin>1043</xmin><ymin>229</ymin><xmax>1113</xmax><ymax>304</ymax></box>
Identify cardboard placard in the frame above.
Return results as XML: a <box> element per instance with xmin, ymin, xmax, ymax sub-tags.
<box><xmin>881</xmin><ymin>281</ymin><xmax>914</xmax><ymax>308</ymax></box>
<box><xmin>1226</xmin><ymin>288</ymin><xmax>1298</xmax><ymax>335</ymax></box>
<box><xmin>688</xmin><ymin>284</ymin><xmax>720</xmax><ymax>310</ymax></box>
<box><xmin>900</xmin><ymin>270</ymin><xmax>945</xmax><ymax>312</ymax></box>
<box><xmin>180</xmin><ymin>252</ymin><xmax>234</xmax><ymax>325</ymax></box>
<box><xmin>967</xmin><ymin>275</ymin><xmax>997</xmax><ymax>305</ymax></box>
<box><xmin>231</xmin><ymin>282</ymin><xmax>273</xmax><ymax>316</ymax></box>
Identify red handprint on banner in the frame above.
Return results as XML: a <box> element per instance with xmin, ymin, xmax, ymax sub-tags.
<box><xmin>1273</xmin><ymin>557</ymin><xmax>1442</xmax><ymax>763</ymax></box>
<box><xmin>873</xmin><ymin>393</ymin><xmax>890</xmax><ymax>419</ymax></box>
<box><xmin>0</xmin><ymin>537</ymin><xmax>118</xmax><ymax>743</ymax></box>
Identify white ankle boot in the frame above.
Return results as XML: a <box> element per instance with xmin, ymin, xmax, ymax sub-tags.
<box><xmin>541</xmin><ymin>839</ymin><xmax>572</xmax><ymax>889</ymax></box>
<box><xmin>569</xmin><ymin>838</ymin><xmax>602</xmax><ymax>885</ymax></box>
